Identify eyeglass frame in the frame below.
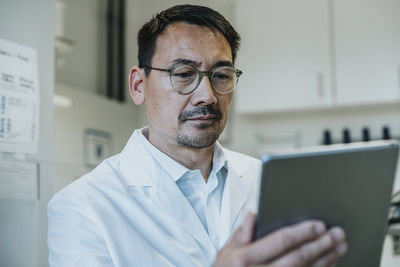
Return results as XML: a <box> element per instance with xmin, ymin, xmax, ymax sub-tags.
<box><xmin>139</xmin><ymin>64</ymin><xmax>243</xmax><ymax>95</ymax></box>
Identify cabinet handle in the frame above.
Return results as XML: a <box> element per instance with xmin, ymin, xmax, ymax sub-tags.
<box><xmin>317</xmin><ymin>72</ymin><xmax>324</xmax><ymax>97</ymax></box>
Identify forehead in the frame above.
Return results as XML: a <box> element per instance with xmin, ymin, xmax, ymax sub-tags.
<box><xmin>152</xmin><ymin>22</ymin><xmax>232</xmax><ymax>66</ymax></box>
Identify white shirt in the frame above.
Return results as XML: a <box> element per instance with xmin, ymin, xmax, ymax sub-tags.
<box><xmin>138</xmin><ymin>130</ymin><xmax>228</xmax><ymax>249</ymax></box>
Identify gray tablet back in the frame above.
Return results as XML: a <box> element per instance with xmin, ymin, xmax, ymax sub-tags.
<box><xmin>255</xmin><ymin>141</ymin><xmax>399</xmax><ymax>267</ymax></box>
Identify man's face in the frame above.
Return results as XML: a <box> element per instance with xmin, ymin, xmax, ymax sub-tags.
<box><xmin>142</xmin><ymin>22</ymin><xmax>233</xmax><ymax>149</ymax></box>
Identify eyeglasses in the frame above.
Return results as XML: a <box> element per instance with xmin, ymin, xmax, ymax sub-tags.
<box><xmin>140</xmin><ymin>65</ymin><xmax>243</xmax><ymax>95</ymax></box>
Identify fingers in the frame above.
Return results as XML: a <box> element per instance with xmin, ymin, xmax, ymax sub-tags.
<box><xmin>214</xmin><ymin>218</ymin><xmax>348</xmax><ymax>267</ymax></box>
<box><xmin>242</xmin><ymin>220</ymin><xmax>326</xmax><ymax>264</ymax></box>
<box><xmin>228</xmin><ymin>213</ymin><xmax>257</xmax><ymax>250</ymax></box>
<box><xmin>213</xmin><ymin>213</ymin><xmax>256</xmax><ymax>267</ymax></box>
<box><xmin>311</xmin><ymin>240</ymin><xmax>348</xmax><ymax>267</ymax></box>
<box><xmin>241</xmin><ymin>213</ymin><xmax>257</xmax><ymax>244</ymax></box>
<box><xmin>266</xmin><ymin>227</ymin><xmax>346</xmax><ymax>267</ymax></box>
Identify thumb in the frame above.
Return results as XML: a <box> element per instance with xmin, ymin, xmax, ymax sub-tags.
<box><xmin>229</xmin><ymin>212</ymin><xmax>256</xmax><ymax>249</ymax></box>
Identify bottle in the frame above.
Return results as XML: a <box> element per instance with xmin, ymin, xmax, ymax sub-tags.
<box><xmin>342</xmin><ymin>128</ymin><xmax>351</xmax><ymax>144</ymax></box>
<box><xmin>323</xmin><ymin>129</ymin><xmax>332</xmax><ymax>145</ymax></box>
<box><xmin>382</xmin><ymin>126</ymin><xmax>391</xmax><ymax>140</ymax></box>
<box><xmin>362</xmin><ymin>127</ymin><xmax>371</xmax><ymax>142</ymax></box>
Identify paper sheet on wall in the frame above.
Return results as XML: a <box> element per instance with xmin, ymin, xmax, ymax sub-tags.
<box><xmin>0</xmin><ymin>161</ymin><xmax>38</xmax><ymax>200</ymax></box>
<box><xmin>0</xmin><ymin>39</ymin><xmax>39</xmax><ymax>154</ymax></box>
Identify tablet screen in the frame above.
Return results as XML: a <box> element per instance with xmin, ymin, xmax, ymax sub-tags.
<box><xmin>255</xmin><ymin>141</ymin><xmax>398</xmax><ymax>267</ymax></box>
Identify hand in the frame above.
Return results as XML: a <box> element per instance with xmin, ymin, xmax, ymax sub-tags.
<box><xmin>214</xmin><ymin>213</ymin><xmax>348</xmax><ymax>267</ymax></box>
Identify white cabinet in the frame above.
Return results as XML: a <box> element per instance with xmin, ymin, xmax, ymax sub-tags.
<box><xmin>235</xmin><ymin>0</ymin><xmax>400</xmax><ymax>113</ymax></box>
<box><xmin>333</xmin><ymin>0</ymin><xmax>400</xmax><ymax>105</ymax></box>
<box><xmin>235</xmin><ymin>0</ymin><xmax>332</xmax><ymax>113</ymax></box>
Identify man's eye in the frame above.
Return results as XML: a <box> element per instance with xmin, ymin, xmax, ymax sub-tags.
<box><xmin>213</xmin><ymin>72</ymin><xmax>231</xmax><ymax>80</ymax></box>
<box><xmin>173</xmin><ymin>71</ymin><xmax>195</xmax><ymax>79</ymax></box>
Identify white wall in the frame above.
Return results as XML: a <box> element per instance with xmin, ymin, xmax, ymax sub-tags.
<box><xmin>0</xmin><ymin>1</ymin><xmax>54</xmax><ymax>266</ymax></box>
<box><xmin>53</xmin><ymin>83</ymin><xmax>138</xmax><ymax>192</ymax></box>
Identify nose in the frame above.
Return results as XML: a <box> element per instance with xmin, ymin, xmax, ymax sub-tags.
<box><xmin>191</xmin><ymin>75</ymin><xmax>217</xmax><ymax>106</ymax></box>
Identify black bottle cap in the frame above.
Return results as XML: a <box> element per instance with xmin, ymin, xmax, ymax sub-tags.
<box><xmin>342</xmin><ymin>128</ymin><xmax>351</xmax><ymax>144</ymax></box>
<box><xmin>362</xmin><ymin>127</ymin><xmax>370</xmax><ymax>142</ymax></box>
<box><xmin>323</xmin><ymin>129</ymin><xmax>332</xmax><ymax>145</ymax></box>
<box><xmin>382</xmin><ymin>126</ymin><xmax>391</xmax><ymax>140</ymax></box>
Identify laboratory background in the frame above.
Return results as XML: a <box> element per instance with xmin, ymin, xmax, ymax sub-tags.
<box><xmin>1</xmin><ymin>0</ymin><xmax>400</xmax><ymax>266</ymax></box>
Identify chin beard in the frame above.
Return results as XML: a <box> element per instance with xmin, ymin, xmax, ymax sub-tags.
<box><xmin>176</xmin><ymin>129</ymin><xmax>220</xmax><ymax>149</ymax></box>
<box><xmin>176</xmin><ymin>106</ymin><xmax>225</xmax><ymax>148</ymax></box>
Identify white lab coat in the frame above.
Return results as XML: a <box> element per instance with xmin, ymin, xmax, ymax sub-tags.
<box><xmin>47</xmin><ymin>129</ymin><xmax>261</xmax><ymax>267</ymax></box>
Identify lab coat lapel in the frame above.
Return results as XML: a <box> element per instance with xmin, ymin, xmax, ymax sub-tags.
<box><xmin>119</xmin><ymin>130</ymin><xmax>154</xmax><ymax>187</ymax></box>
<box><xmin>220</xmin><ymin>165</ymin><xmax>250</xmax><ymax>245</ymax></box>
<box><xmin>119</xmin><ymin>130</ymin><xmax>216</xmax><ymax>257</ymax></box>
<box><xmin>152</xmin><ymin>175</ymin><xmax>216</xmax><ymax>256</ymax></box>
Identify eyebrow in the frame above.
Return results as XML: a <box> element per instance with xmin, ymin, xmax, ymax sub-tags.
<box><xmin>213</xmin><ymin>60</ymin><xmax>234</xmax><ymax>68</ymax></box>
<box><xmin>168</xmin><ymin>58</ymin><xmax>200</xmax><ymax>68</ymax></box>
<box><xmin>168</xmin><ymin>58</ymin><xmax>234</xmax><ymax>69</ymax></box>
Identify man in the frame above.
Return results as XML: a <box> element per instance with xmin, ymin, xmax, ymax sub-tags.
<box><xmin>48</xmin><ymin>5</ymin><xmax>347</xmax><ymax>266</ymax></box>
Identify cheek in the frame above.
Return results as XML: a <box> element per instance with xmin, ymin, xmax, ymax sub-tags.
<box><xmin>218</xmin><ymin>96</ymin><xmax>232</xmax><ymax>116</ymax></box>
<box><xmin>144</xmin><ymin>78</ymin><xmax>169</xmax><ymax>116</ymax></box>
<box><xmin>146</xmin><ymin>90</ymin><xmax>188</xmax><ymax>124</ymax></box>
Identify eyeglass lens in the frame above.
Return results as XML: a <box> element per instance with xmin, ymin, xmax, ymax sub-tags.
<box><xmin>170</xmin><ymin>66</ymin><xmax>238</xmax><ymax>94</ymax></box>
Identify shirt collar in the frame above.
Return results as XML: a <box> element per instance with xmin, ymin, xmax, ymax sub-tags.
<box><xmin>138</xmin><ymin>127</ymin><xmax>228</xmax><ymax>182</ymax></box>
<box><xmin>211</xmin><ymin>141</ymin><xmax>228</xmax><ymax>177</ymax></box>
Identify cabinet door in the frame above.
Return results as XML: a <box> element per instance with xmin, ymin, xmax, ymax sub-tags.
<box><xmin>334</xmin><ymin>0</ymin><xmax>400</xmax><ymax>105</ymax></box>
<box><xmin>235</xmin><ymin>0</ymin><xmax>332</xmax><ymax>113</ymax></box>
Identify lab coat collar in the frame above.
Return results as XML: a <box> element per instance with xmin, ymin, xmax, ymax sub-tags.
<box><xmin>119</xmin><ymin>128</ymin><xmax>155</xmax><ymax>186</ymax></box>
<box><xmin>119</xmin><ymin>128</ymin><xmax>250</xmax><ymax>252</ymax></box>
<box><xmin>137</xmin><ymin>127</ymin><xmax>188</xmax><ymax>182</ymax></box>
<box><xmin>119</xmin><ymin>129</ymin><xmax>216</xmax><ymax>257</ymax></box>
<box><xmin>138</xmin><ymin>127</ymin><xmax>228</xmax><ymax>183</ymax></box>
<box><xmin>120</xmin><ymin>128</ymin><xmax>230</xmax><ymax>186</ymax></box>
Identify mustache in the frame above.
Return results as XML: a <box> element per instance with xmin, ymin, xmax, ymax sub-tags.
<box><xmin>178</xmin><ymin>106</ymin><xmax>222</xmax><ymax>123</ymax></box>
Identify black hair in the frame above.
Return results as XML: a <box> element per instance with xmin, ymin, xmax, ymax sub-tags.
<box><xmin>137</xmin><ymin>4</ymin><xmax>241</xmax><ymax>75</ymax></box>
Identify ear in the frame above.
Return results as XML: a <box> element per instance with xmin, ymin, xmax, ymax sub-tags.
<box><xmin>129</xmin><ymin>66</ymin><xmax>145</xmax><ymax>105</ymax></box>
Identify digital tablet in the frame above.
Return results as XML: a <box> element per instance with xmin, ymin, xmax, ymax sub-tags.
<box><xmin>255</xmin><ymin>141</ymin><xmax>399</xmax><ymax>267</ymax></box>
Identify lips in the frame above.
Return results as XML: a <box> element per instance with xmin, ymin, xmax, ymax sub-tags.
<box><xmin>187</xmin><ymin>114</ymin><xmax>216</xmax><ymax>121</ymax></box>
